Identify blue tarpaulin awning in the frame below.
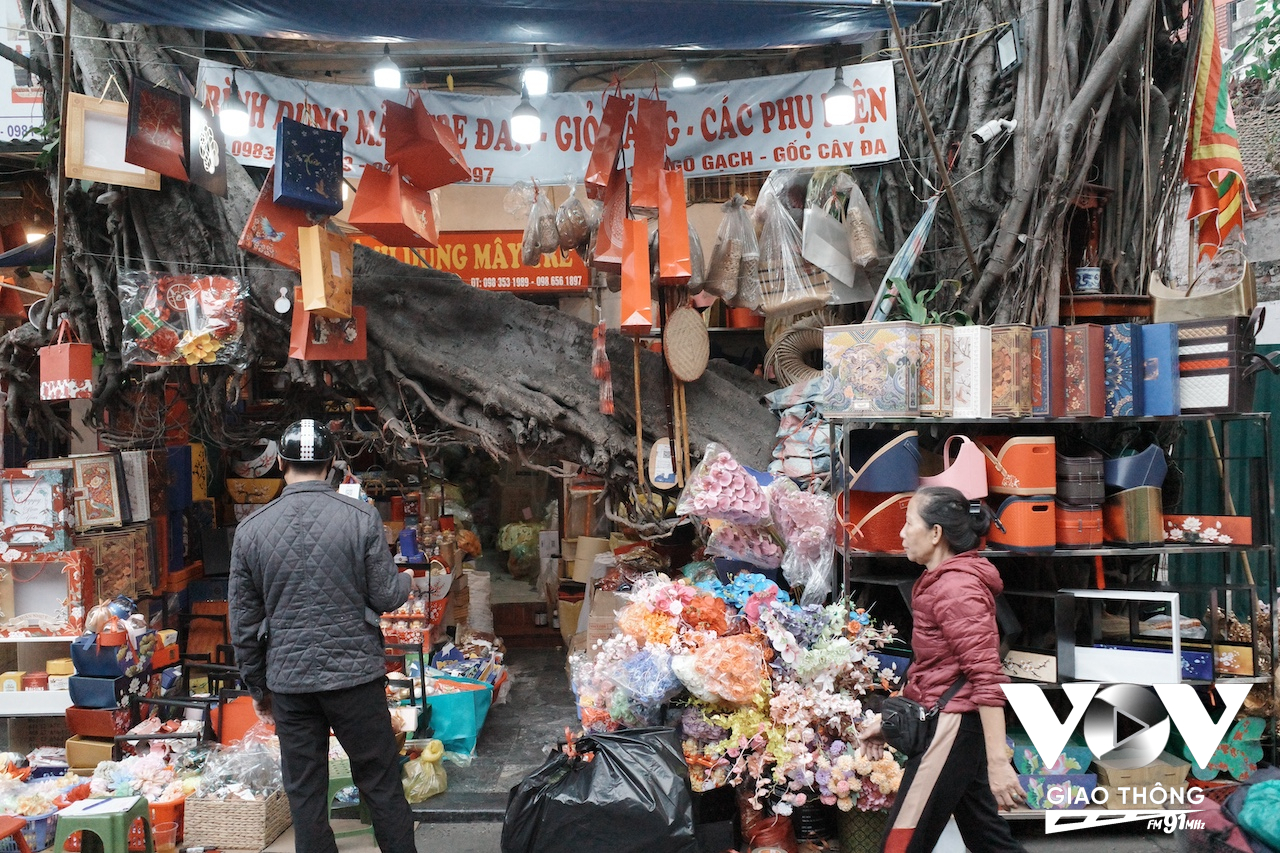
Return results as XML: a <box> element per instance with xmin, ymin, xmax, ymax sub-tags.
<box><xmin>0</xmin><ymin>233</ymin><xmax>53</xmax><ymax>268</ymax></box>
<box><xmin>71</xmin><ymin>0</ymin><xmax>934</xmax><ymax>50</ymax></box>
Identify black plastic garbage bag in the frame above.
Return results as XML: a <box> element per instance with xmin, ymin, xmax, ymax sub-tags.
<box><xmin>501</xmin><ymin>727</ymin><xmax>699</xmax><ymax>853</ymax></box>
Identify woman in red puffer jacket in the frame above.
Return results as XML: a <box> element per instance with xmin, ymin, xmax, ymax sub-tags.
<box><xmin>858</xmin><ymin>486</ymin><xmax>1028</xmax><ymax>853</ymax></box>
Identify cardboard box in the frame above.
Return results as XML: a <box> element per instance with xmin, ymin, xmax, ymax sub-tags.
<box><xmin>0</xmin><ymin>670</ymin><xmax>25</xmax><ymax>691</ymax></box>
<box><xmin>65</xmin><ymin>735</ymin><xmax>116</xmax><ymax>767</ymax></box>
<box><xmin>587</xmin><ymin>590</ymin><xmax>626</xmax><ymax>646</ymax></box>
<box><xmin>1100</xmin><ymin>783</ymin><xmax>1189</xmax><ymax>809</ymax></box>
<box><xmin>558</xmin><ymin>599</ymin><xmax>584</xmax><ymax>645</ymax></box>
<box><xmin>1094</xmin><ymin>751</ymin><xmax>1190</xmax><ymax>789</ymax></box>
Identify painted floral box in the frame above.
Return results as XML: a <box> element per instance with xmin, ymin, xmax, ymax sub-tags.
<box><xmin>919</xmin><ymin>324</ymin><xmax>954</xmax><ymax>417</ymax></box>
<box><xmin>1031</xmin><ymin>326</ymin><xmax>1066</xmax><ymax>417</ymax></box>
<box><xmin>821</xmin><ymin>322</ymin><xmax>921</xmax><ymax>418</ymax></box>
<box><xmin>1063</xmin><ymin>324</ymin><xmax>1105</xmax><ymax>417</ymax></box>
<box><xmin>991</xmin><ymin>324</ymin><xmax>1033</xmax><ymax>417</ymax></box>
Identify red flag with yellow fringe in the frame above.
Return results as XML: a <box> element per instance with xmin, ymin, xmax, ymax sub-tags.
<box><xmin>1184</xmin><ymin>0</ymin><xmax>1252</xmax><ymax>261</ymax></box>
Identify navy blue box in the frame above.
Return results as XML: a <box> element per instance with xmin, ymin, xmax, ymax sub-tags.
<box><xmin>166</xmin><ymin>445</ymin><xmax>193</xmax><ymax>511</ymax></box>
<box><xmin>167</xmin><ymin>510</ymin><xmax>185</xmax><ymax>574</ymax></box>
<box><xmin>1140</xmin><ymin>323</ymin><xmax>1181</xmax><ymax>417</ymax></box>
<box><xmin>188</xmin><ymin>577</ymin><xmax>230</xmax><ymax>602</ymax></box>
<box><xmin>1104</xmin><ymin>323</ymin><xmax>1144</xmax><ymax>417</ymax></box>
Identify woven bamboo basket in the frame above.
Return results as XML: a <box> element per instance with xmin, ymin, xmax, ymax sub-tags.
<box><xmin>184</xmin><ymin>790</ymin><xmax>291</xmax><ymax>850</ymax></box>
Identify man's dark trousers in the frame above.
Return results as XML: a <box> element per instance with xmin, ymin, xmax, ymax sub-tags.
<box><xmin>272</xmin><ymin>677</ymin><xmax>416</xmax><ymax>853</ymax></box>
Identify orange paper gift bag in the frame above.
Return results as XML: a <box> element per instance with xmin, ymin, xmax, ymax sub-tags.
<box><xmin>592</xmin><ymin>162</ymin><xmax>628</xmax><ymax>273</ymax></box>
<box><xmin>384</xmin><ymin>91</ymin><xmax>471</xmax><ymax>191</ymax></box>
<box><xmin>298</xmin><ymin>225</ymin><xmax>354</xmax><ymax>319</ymax></box>
<box><xmin>349</xmin><ymin>164</ymin><xmax>439</xmax><ymax>248</ymax></box>
<box><xmin>289</xmin><ymin>287</ymin><xmax>368</xmax><ymax>361</ymax></box>
<box><xmin>657</xmin><ymin>167</ymin><xmax>692</xmax><ymax>285</ymax></box>
<box><xmin>620</xmin><ymin>218</ymin><xmax>653</xmax><ymax>335</ymax></box>
<box><xmin>630</xmin><ymin>95</ymin><xmax>668</xmax><ymax>212</ymax></box>
<box><xmin>40</xmin><ymin>318</ymin><xmax>94</xmax><ymax>401</ymax></box>
<box><xmin>584</xmin><ymin>84</ymin><xmax>629</xmax><ymax>200</ymax></box>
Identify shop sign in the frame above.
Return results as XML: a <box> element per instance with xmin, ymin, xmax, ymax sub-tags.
<box><xmin>355</xmin><ymin>231</ymin><xmax>590</xmax><ymax>293</ymax></box>
<box><xmin>196</xmin><ymin>60</ymin><xmax>898</xmax><ymax>185</ymax></box>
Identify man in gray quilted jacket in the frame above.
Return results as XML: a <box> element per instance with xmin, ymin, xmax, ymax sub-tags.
<box><xmin>230</xmin><ymin>419</ymin><xmax>416</xmax><ymax>853</ymax></box>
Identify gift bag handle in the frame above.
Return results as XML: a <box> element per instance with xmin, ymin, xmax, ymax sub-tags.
<box><xmin>53</xmin><ymin>317</ymin><xmax>80</xmax><ymax>346</ymax></box>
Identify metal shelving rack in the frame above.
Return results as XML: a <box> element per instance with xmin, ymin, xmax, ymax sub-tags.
<box><xmin>828</xmin><ymin>411</ymin><xmax>1278</xmax><ymax>767</ymax></box>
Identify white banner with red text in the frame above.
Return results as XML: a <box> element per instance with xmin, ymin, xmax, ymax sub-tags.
<box><xmin>195</xmin><ymin>60</ymin><xmax>899</xmax><ymax>186</ymax></box>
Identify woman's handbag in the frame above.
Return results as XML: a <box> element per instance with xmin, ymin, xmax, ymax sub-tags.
<box><xmin>880</xmin><ymin>675</ymin><xmax>967</xmax><ymax>757</ymax></box>
<box><xmin>1150</xmin><ymin>248</ymin><xmax>1257</xmax><ymax>324</ymax></box>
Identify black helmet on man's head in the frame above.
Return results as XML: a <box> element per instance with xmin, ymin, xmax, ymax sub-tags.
<box><xmin>279</xmin><ymin>419</ymin><xmax>336</xmax><ymax>464</ymax></box>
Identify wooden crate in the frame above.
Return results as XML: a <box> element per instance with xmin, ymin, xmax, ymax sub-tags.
<box><xmin>184</xmin><ymin>790</ymin><xmax>291</xmax><ymax>850</ymax></box>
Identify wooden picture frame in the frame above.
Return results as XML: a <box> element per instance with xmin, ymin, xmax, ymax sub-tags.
<box><xmin>64</xmin><ymin>93</ymin><xmax>161</xmax><ymax>190</ymax></box>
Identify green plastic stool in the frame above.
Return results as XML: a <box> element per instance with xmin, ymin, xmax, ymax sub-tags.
<box><xmin>52</xmin><ymin>797</ymin><xmax>153</xmax><ymax>853</ymax></box>
<box><xmin>328</xmin><ymin>758</ymin><xmax>374</xmax><ymax>839</ymax></box>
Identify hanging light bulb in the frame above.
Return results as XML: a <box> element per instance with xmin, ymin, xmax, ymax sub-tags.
<box><xmin>511</xmin><ymin>85</ymin><xmax>542</xmax><ymax>145</ymax></box>
<box><xmin>671</xmin><ymin>62</ymin><xmax>696</xmax><ymax>89</ymax></box>
<box><xmin>374</xmin><ymin>45</ymin><xmax>401</xmax><ymax>89</ymax></box>
<box><xmin>220</xmin><ymin>71</ymin><xmax>250</xmax><ymax>137</ymax></box>
<box><xmin>824</xmin><ymin>66</ymin><xmax>856</xmax><ymax>126</ymax></box>
<box><xmin>522</xmin><ymin>47</ymin><xmax>550</xmax><ymax>97</ymax></box>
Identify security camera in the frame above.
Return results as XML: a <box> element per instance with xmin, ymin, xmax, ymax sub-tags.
<box><xmin>972</xmin><ymin>118</ymin><xmax>1017</xmax><ymax>144</ymax></box>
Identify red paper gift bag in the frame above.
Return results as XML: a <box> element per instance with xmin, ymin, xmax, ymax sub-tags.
<box><xmin>657</xmin><ymin>167</ymin><xmax>691</xmax><ymax>285</ymax></box>
<box><xmin>584</xmin><ymin>86</ymin><xmax>630</xmax><ymax>200</ymax></box>
<box><xmin>40</xmin><ymin>318</ymin><xmax>94</xmax><ymax>401</ymax></box>
<box><xmin>238</xmin><ymin>166</ymin><xmax>328</xmax><ymax>271</ymax></box>
<box><xmin>349</xmin><ymin>164</ymin><xmax>438</xmax><ymax>248</ymax></box>
<box><xmin>620</xmin><ymin>218</ymin><xmax>653</xmax><ymax>335</ymax></box>
<box><xmin>630</xmin><ymin>96</ymin><xmax>668</xmax><ymax>212</ymax></box>
<box><xmin>384</xmin><ymin>91</ymin><xmax>471</xmax><ymax>191</ymax></box>
<box><xmin>125</xmin><ymin>77</ymin><xmax>188</xmax><ymax>182</ymax></box>
<box><xmin>592</xmin><ymin>163</ymin><xmax>628</xmax><ymax>273</ymax></box>
<box><xmin>289</xmin><ymin>287</ymin><xmax>368</xmax><ymax>361</ymax></box>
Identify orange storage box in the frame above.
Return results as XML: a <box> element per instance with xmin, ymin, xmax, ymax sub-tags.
<box><xmin>988</xmin><ymin>495</ymin><xmax>1056</xmax><ymax>553</ymax></box>
<box><xmin>1055</xmin><ymin>503</ymin><xmax>1103</xmax><ymax>549</ymax></box>
<box><xmin>978</xmin><ymin>436</ymin><xmax>1056</xmax><ymax>496</ymax></box>
<box><xmin>836</xmin><ymin>491</ymin><xmax>912</xmax><ymax>554</ymax></box>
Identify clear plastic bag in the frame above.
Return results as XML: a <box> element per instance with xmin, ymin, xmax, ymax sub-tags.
<box><xmin>755</xmin><ymin>172</ymin><xmax>831</xmax><ymax>317</ymax></box>
<box><xmin>846</xmin><ymin>182</ymin><xmax>884</xmax><ymax>268</ymax></box>
<box><xmin>118</xmin><ymin>271</ymin><xmax>249</xmax><ymax>369</ymax></box>
<box><xmin>195</xmin><ymin>723</ymin><xmax>283</xmax><ymax>797</ymax></box>
<box><xmin>675</xmin><ymin>442</ymin><xmax>771</xmax><ymax>526</ymax></box>
<box><xmin>556</xmin><ymin>177</ymin><xmax>596</xmax><ymax>252</ymax></box>
<box><xmin>526</xmin><ymin>188</ymin><xmax>560</xmax><ymax>263</ymax></box>
<box><xmin>686</xmin><ymin>222</ymin><xmax>707</xmax><ymax>294</ymax></box>
<box><xmin>767</xmin><ymin>479</ymin><xmax>836</xmax><ymax>606</ymax></box>
<box><xmin>704</xmin><ymin>195</ymin><xmax>755</xmax><ymax>303</ymax></box>
<box><xmin>606</xmin><ymin>645</ymin><xmax>684</xmax><ymax>705</ymax></box>
<box><xmin>683</xmin><ymin>634</ymin><xmax>768</xmax><ymax>706</ymax></box>
<box><xmin>705</xmin><ymin>521</ymin><xmax>783</xmax><ymax>569</ymax></box>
